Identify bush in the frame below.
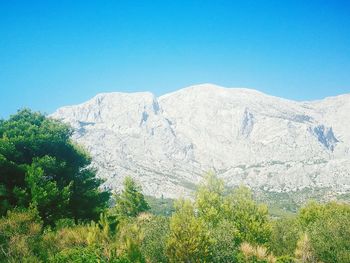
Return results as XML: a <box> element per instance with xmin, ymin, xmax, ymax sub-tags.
<box><xmin>141</xmin><ymin>215</ymin><xmax>169</xmax><ymax>263</ymax></box>
<box><xmin>0</xmin><ymin>209</ymin><xmax>42</xmax><ymax>262</ymax></box>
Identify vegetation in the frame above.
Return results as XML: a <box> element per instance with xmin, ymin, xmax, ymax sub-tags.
<box><xmin>0</xmin><ymin>109</ymin><xmax>110</xmax><ymax>225</ymax></box>
<box><xmin>1</xmin><ymin>109</ymin><xmax>350</xmax><ymax>262</ymax></box>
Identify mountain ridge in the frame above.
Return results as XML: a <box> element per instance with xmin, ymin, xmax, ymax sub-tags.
<box><xmin>51</xmin><ymin>84</ymin><xmax>350</xmax><ymax>198</ymax></box>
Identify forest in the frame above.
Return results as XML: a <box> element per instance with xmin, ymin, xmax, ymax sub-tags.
<box><xmin>0</xmin><ymin>110</ymin><xmax>349</xmax><ymax>263</ymax></box>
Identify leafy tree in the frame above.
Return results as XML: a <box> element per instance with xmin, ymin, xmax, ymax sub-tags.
<box><xmin>195</xmin><ymin>173</ymin><xmax>240</xmax><ymax>261</ymax></box>
<box><xmin>299</xmin><ymin>202</ymin><xmax>350</xmax><ymax>263</ymax></box>
<box><xmin>195</xmin><ymin>172</ymin><xmax>226</xmax><ymax>227</ymax></box>
<box><xmin>270</xmin><ymin>217</ymin><xmax>301</xmax><ymax>257</ymax></box>
<box><xmin>297</xmin><ymin>201</ymin><xmax>324</xmax><ymax>228</ymax></box>
<box><xmin>226</xmin><ymin>186</ymin><xmax>271</xmax><ymax>245</ymax></box>
<box><xmin>191</xmin><ymin>173</ymin><xmax>272</xmax><ymax>261</ymax></box>
<box><xmin>25</xmin><ymin>158</ymin><xmax>72</xmax><ymax>225</ymax></box>
<box><xmin>145</xmin><ymin>195</ymin><xmax>175</xmax><ymax>216</ymax></box>
<box><xmin>166</xmin><ymin>199</ymin><xmax>211</xmax><ymax>263</ymax></box>
<box><xmin>113</xmin><ymin>176</ymin><xmax>150</xmax><ymax>218</ymax></box>
<box><xmin>0</xmin><ymin>109</ymin><xmax>110</xmax><ymax>224</ymax></box>
<box><xmin>209</xmin><ymin>219</ymin><xmax>239</xmax><ymax>262</ymax></box>
<box><xmin>141</xmin><ymin>215</ymin><xmax>169</xmax><ymax>263</ymax></box>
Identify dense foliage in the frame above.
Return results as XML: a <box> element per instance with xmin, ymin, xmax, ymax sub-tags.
<box><xmin>1</xmin><ymin>109</ymin><xmax>350</xmax><ymax>262</ymax></box>
<box><xmin>0</xmin><ymin>109</ymin><xmax>110</xmax><ymax>224</ymax></box>
<box><xmin>112</xmin><ymin>176</ymin><xmax>150</xmax><ymax>219</ymax></box>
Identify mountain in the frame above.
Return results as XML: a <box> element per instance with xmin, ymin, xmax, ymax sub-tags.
<box><xmin>51</xmin><ymin>84</ymin><xmax>350</xmax><ymax>199</ymax></box>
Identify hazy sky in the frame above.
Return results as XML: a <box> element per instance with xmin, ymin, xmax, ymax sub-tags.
<box><xmin>1</xmin><ymin>0</ymin><xmax>350</xmax><ymax>118</ymax></box>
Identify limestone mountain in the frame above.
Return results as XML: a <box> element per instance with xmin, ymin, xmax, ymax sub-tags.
<box><xmin>51</xmin><ymin>84</ymin><xmax>350</xmax><ymax>198</ymax></box>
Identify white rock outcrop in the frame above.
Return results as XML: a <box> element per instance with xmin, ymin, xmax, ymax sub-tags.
<box><xmin>51</xmin><ymin>84</ymin><xmax>350</xmax><ymax>198</ymax></box>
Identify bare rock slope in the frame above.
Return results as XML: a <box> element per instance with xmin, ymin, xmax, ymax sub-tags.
<box><xmin>51</xmin><ymin>84</ymin><xmax>350</xmax><ymax>198</ymax></box>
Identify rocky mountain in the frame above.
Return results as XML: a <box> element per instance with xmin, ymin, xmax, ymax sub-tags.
<box><xmin>51</xmin><ymin>84</ymin><xmax>350</xmax><ymax>199</ymax></box>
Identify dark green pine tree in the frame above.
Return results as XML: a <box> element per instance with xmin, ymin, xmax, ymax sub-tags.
<box><xmin>114</xmin><ymin>176</ymin><xmax>150</xmax><ymax>218</ymax></box>
<box><xmin>0</xmin><ymin>109</ymin><xmax>110</xmax><ymax>225</ymax></box>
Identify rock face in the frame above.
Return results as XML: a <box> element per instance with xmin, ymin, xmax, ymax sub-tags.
<box><xmin>51</xmin><ymin>84</ymin><xmax>350</xmax><ymax>198</ymax></box>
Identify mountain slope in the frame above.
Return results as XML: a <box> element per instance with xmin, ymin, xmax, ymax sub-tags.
<box><xmin>51</xmin><ymin>84</ymin><xmax>350</xmax><ymax>198</ymax></box>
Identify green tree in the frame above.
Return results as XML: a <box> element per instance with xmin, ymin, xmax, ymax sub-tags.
<box><xmin>297</xmin><ymin>201</ymin><xmax>324</xmax><ymax>228</ymax></box>
<box><xmin>299</xmin><ymin>202</ymin><xmax>350</xmax><ymax>263</ymax></box>
<box><xmin>0</xmin><ymin>109</ymin><xmax>110</xmax><ymax>224</ymax></box>
<box><xmin>270</xmin><ymin>217</ymin><xmax>301</xmax><ymax>257</ymax></box>
<box><xmin>195</xmin><ymin>172</ymin><xmax>226</xmax><ymax>227</ymax></box>
<box><xmin>141</xmin><ymin>215</ymin><xmax>169</xmax><ymax>263</ymax></box>
<box><xmin>195</xmin><ymin>173</ymin><xmax>240</xmax><ymax>261</ymax></box>
<box><xmin>25</xmin><ymin>158</ymin><xmax>72</xmax><ymax>225</ymax></box>
<box><xmin>226</xmin><ymin>186</ymin><xmax>271</xmax><ymax>245</ymax></box>
<box><xmin>209</xmin><ymin>219</ymin><xmax>239</xmax><ymax>262</ymax></box>
<box><xmin>113</xmin><ymin>176</ymin><xmax>150</xmax><ymax>218</ymax></box>
<box><xmin>166</xmin><ymin>199</ymin><xmax>211</xmax><ymax>263</ymax></box>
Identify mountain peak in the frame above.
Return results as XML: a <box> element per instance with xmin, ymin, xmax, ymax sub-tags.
<box><xmin>160</xmin><ymin>83</ymin><xmax>265</xmax><ymax>100</ymax></box>
<box><xmin>52</xmin><ymin>84</ymin><xmax>350</xmax><ymax>198</ymax></box>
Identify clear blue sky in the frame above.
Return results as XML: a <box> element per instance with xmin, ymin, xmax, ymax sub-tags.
<box><xmin>1</xmin><ymin>0</ymin><xmax>350</xmax><ymax>118</ymax></box>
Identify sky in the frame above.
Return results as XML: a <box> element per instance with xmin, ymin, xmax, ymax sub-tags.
<box><xmin>1</xmin><ymin>0</ymin><xmax>350</xmax><ymax>118</ymax></box>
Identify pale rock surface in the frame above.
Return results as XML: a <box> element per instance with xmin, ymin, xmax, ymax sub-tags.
<box><xmin>51</xmin><ymin>84</ymin><xmax>350</xmax><ymax>198</ymax></box>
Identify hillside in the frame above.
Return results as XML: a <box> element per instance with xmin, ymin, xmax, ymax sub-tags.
<box><xmin>51</xmin><ymin>84</ymin><xmax>350</xmax><ymax>198</ymax></box>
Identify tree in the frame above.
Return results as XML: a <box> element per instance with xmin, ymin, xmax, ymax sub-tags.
<box><xmin>25</xmin><ymin>160</ymin><xmax>72</xmax><ymax>225</ymax></box>
<box><xmin>0</xmin><ymin>109</ymin><xmax>110</xmax><ymax>224</ymax></box>
<box><xmin>113</xmin><ymin>176</ymin><xmax>150</xmax><ymax>218</ymax></box>
<box><xmin>270</xmin><ymin>217</ymin><xmax>301</xmax><ymax>257</ymax></box>
<box><xmin>195</xmin><ymin>172</ymin><xmax>226</xmax><ymax>227</ymax></box>
<box><xmin>166</xmin><ymin>199</ymin><xmax>211</xmax><ymax>263</ymax></box>
<box><xmin>225</xmin><ymin>186</ymin><xmax>271</xmax><ymax>245</ymax></box>
<box><xmin>195</xmin><ymin>173</ymin><xmax>240</xmax><ymax>261</ymax></box>
<box><xmin>209</xmin><ymin>219</ymin><xmax>239</xmax><ymax>262</ymax></box>
<box><xmin>297</xmin><ymin>201</ymin><xmax>324</xmax><ymax>228</ymax></box>
<box><xmin>141</xmin><ymin>215</ymin><xmax>169</xmax><ymax>263</ymax></box>
<box><xmin>299</xmin><ymin>202</ymin><xmax>350</xmax><ymax>263</ymax></box>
